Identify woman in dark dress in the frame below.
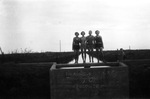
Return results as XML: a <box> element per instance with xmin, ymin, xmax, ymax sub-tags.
<box><xmin>72</xmin><ymin>32</ymin><xmax>80</xmax><ymax>63</ymax></box>
<box><xmin>94</xmin><ymin>30</ymin><xmax>104</xmax><ymax>63</ymax></box>
<box><xmin>86</xmin><ymin>30</ymin><xmax>95</xmax><ymax>63</ymax></box>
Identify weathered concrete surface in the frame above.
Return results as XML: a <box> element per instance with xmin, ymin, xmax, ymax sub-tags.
<box><xmin>50</xmin><ymin>62</ymin><xmax>129</xmax><ymax>99</ymax></box>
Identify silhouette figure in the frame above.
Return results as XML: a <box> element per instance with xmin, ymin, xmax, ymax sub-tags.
<box><xmin>86</xmin><ymin>30</ymin><xmax>95</xmax><ymax>63</ymax></box>
<box><xmin>80</xmin><ymin>31</ymin><xmax>86</xmax><ymax>63</ymax></box>
<box><xmin>72</xmin><ymin>32</ymin><xmax>80</xmax><ymax>64</ymax></box>
<box><xmin>0</xmin><ymin>47</ymin><xmax>5</xmax><ymax>63</ymax></box>
<box><xmin>94</xmin><ymin>30</ymin><xmax>104</xmax><ymax>63</ymax></box>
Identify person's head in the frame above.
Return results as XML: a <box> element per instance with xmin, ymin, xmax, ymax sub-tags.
<box><xmin>75</xmin><ymin>32</ymin><xmax>79</xmax><ymax>37</ymax></box>
<box><xmin>95</xmin><ymin>30</ymin><xmax>100</xmax><ymax>36</ymax></box>
<box><xmin>120</xmin><ymin>48</ymin><xmax>123</xmax><ymax>51</ymax></box>
<box><xmin>89</xmin><ymin>30</ymin><xmax>92</xmax><ymax>35</ymax></box>
<box><xmin>81</xmin><ymin>31</ymin><xmax>85</xmax><ymax>36</ymax></box>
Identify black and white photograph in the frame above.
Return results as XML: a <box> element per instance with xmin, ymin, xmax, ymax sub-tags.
<box><xmin>0</xmin><ymin>0</ymin><xmax>150</xmax><ymax>99</ymax></box>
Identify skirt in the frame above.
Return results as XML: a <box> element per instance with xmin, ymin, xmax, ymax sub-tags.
<box><xmin>86</xmin><ymin>44</ymin><xmax>94</xmax><ymax>49</ymax></box>
<box><xmin>73</xmin><ymin>44</ymin><xmax>80</xmax><ymax>50</ymax></box>
<box><xmin>95</xmin><ymin>43</ymin><xmax>103</xmax><ymax>49</ymax></box>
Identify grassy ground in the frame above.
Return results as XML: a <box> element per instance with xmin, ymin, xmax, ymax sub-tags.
<box><xmin>0</xmin><ymin>49</ymin><xmax>150</xmax><ymax>99</ymax></box>
<box><xmin>0</xmin><ymin>63</ymin><xmax>53</xmax><ymax>99</ymax></box>
<box><xmin>90</xmin><ymin>49</ymin><xmax>150</xmax><ymax>62</ymax></box>
<box><xmin>124</xmin><ymin>59</ymin><xmax>150</xmax><ymax>99</ymax></box>
<box><xmin>0</xmin><ymin>52</ymin><xmax>75</xmax><ymax>64</ymax></box>
<box><xmin>1</xmin><ymin>49</ymin><xmax>150</xmax><ymax>63</ymax></box>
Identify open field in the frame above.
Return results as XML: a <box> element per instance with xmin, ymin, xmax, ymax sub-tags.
<box><xmin>1</xmin><ymin>49</ymin><xmax>150</xmax><ymax>63</ymax></box>
<box><xmin>0</xmin><ymin>52</ymin><xmax>75</xmax><ymax>64</ymax></box>
<box><xmin>124</xmin><ymin>59</ymin><xmax>150</xmax><ymax>99</ymax></box>
<box><xmin>0</xmin><ymin>63</ymin><xmax>53</xmax><ymax>99</ymax></box>
<box><xmin>0</xmin><ymin>49</ymin><xmax>150</xmax><ymax>99</ymax></box>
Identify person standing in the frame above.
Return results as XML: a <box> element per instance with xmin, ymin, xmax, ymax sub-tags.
<box><xmin>86</xmin><ymin>30</ymin><xmax>95</xmax><ymax>63</ymax></box>
<box><xmin>80</xmin><ymin>31</ymin><xmax>87</xmax><ymax>63</ymax></box>
<box><xmin>72</xmin><ymin>32</ymin><xmax>80</xmax><ymax>64</ymax></box>
<box><xmin>94</xmin><ymin>30</ymin><xmax>104</xmax><ymax>63</ymax></box>
<box><xmin>119</xmin><ymin>48</ymin><xmax>126</xmax><ymax>61</ymax></box>
<box><xmin>0</xmin><ymin>47</ymin><xmax>4</xmax><ymax>63</ymax></box>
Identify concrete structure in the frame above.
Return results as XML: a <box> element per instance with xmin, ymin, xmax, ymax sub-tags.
<box><xmin>50</xmin><ymin>62</ymin><xmax>129</xmax><ymax>99</ymax></box>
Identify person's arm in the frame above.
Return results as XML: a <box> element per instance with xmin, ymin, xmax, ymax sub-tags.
<box><xmin>101</xmin><ymin>36</ymin><xmax>104</xmax><ymax>49</ymax></box>
<box><xmin>94</xmin><ymin>37</ymin><xmax>96</xmax><ymax>44</ymax></box>
<box><xmin>85</xmin><ymin>37</ymin><xmax>87</xmax><ymax>45</ymax></box>
<box><xmin>85</xmin><ymin>36</ymin><xmax>88</xmax><ymax>44</ymax></box>
<box><xmin>92</xmin><ymin>36</ymin><xmax>95</xmax><ymax>44</ymax></box>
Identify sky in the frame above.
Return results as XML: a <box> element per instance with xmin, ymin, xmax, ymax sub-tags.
<box><xmin>0</xmin><ymin>0</ymin><xmax>150</xmax><ymax>53</ymax></box>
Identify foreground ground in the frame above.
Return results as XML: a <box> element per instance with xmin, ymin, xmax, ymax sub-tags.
<box><xmin>0</xmin><ymin>49</ymin><xmax>150</xmax><ymax>99</ymax></box>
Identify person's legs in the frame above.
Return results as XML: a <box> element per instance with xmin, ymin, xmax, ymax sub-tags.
<box><xmin>96</xmin><ymin>48</ymin><xmax>100</xmax><ymax>63</ymax></box>
<box><xmin>83</xmin><ymin>48</ymin><xmax>86</xmax><ymax>63</ymax></box>
<box><xmin>91</xmin><ymin>48</ymin><xmax>94</xmax><ymax>63</ymax></box>
<box><xmin>81</xmin><ymin>48</ymin><xmax>84</xmax><ymax>63</ymax></box>
<box><xmin>89</xmin><ymin>48</ymin><xmax>94</xmax><ymax>63</ymax></box>
<box><xmin>76</xmin><ymin>50</ymin><xmax>79</xmax><ymax>63</ymax></box>
<box><xmin>74</xmin><ymin>50</ymin><xmax>77</xmax><ymax>63</ymax></box>
<box><xmin>100</xmin><ymin>47</ymin><xmax>105</xmax><ymax>62</ymax></box>
<box><xmin>88</xmin><ymin>45</ymin><xmax>94</xmax><ymax>63</ymax></box>
<box><xmin>88</xmin><ymin>48</ymin><xmax>91</xmax><ymax>62</ymax></box>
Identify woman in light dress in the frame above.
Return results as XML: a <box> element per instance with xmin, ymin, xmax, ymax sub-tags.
<box><xmin>80</xmin><ymin>31</ymin><xmax>87</xmax><ymax>63</ymax></box>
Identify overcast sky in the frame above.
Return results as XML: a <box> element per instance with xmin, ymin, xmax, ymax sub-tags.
<box><xmin>0</xmin><ymin>0</ymin><xmax>150</xmax><ymax>53</ymax></box>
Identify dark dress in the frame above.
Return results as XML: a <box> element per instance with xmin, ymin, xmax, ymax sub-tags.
<box><xmin>72</xmin><ymin>37</ymin><xmax>80</xmax><ymax>50</ymax></box>
<box><xmin>86</xmin><ymin>35</ymin><xmax>94</xmax><ymax>49</ymax></box>
<box><xmin>94</xmin><ymin>35</ymin><xmax>103</xmax><ymax>48</ymax></box>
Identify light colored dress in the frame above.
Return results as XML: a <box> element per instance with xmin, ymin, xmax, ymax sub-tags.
<box><xmin>72</xmin><ymin>37</ymin><xmax>80</xmax><ymax>50</ymax></box>
<box><xmin>80</xmin><ymin>37</ymin><xmax>86</xmax><ymax>49</ymax></box>
<box><xmin>94</xmin><ymin>35</ymin><xmax>104</xmax><ymax>48</ymax></box>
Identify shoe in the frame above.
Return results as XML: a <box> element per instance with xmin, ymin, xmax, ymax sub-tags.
<box><xmin>83</xmin><ymin>59</ymin><xmax>86</xmax><ymax>63</ymax></box>
<box><xmin>83</xmin><ymin>60</ymin><xmax>85</xmax><ymax>63</ymax></box>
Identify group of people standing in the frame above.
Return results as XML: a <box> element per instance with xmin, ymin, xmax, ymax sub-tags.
<box><xmin>72</xmin><ymin>30</ymin><xmax>104</xmax><ymax>63</ymax></box>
